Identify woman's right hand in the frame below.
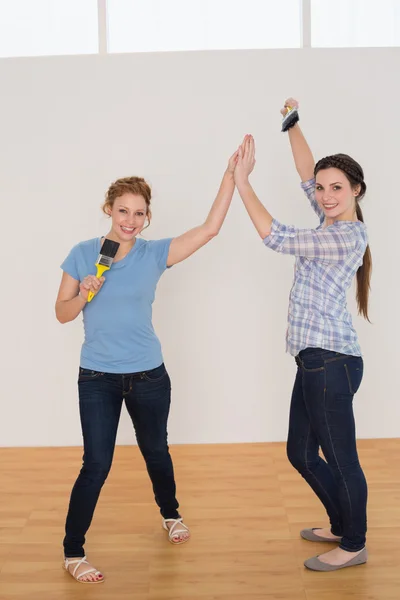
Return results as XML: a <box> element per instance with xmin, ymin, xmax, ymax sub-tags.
<box><xmin>79</xmin><ymin>275</ymin><xmax>105</xmax><ymax>301</ymax></box>
<box><xmin>281</xmin><ymin>97</ymin><xmax>299</xmax><ymax>116</ymax></box>
<box><xmin>234</xmin><ymin>134</ymin><xmax>256</xmax><ymax>185</ymax></box>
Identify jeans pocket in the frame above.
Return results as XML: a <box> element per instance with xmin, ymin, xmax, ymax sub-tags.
<box><xmin>78</xmin><ymin>368</ymin><xmax>104</xmax><ymax>382</ymax></box>
<box><xmin>301</xmin><ymin>357</ymin><xmax>325</xmax><ymax>372</ymax></box>
<box><xmin>299</xmin><ymin>349</ymin><xmax>336</xmax><ymax>371</ymax></box>
<box><xmin>141</xmin><ymin>364</ymin><xmax>168</xmax><ymax>383</ymax></box>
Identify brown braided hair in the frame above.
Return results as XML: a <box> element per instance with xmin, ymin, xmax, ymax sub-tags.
<box><xmin>314</xmin><ymin>154</ymin><xmax>372</xmax><ymax>321</ymax></box>
<box><xmin>102</xmin><ymin>176</ymin><xmax>152</xmax><ymax>230</ymax></box>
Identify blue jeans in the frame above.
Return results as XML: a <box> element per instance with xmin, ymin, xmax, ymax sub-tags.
<box><xmin>286</xmin><ymin>348</ymin><xmax>367</xmax><ymax>552</ymax></box>
<box><xmin>63</xmin><ymin>363</ymin><xmax>179</xmax><ymax>558</ymax></box>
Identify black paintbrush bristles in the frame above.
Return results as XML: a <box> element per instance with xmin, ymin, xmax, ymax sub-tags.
<box><xmin>97</xmin><ymin>239</ymin><xmax>120</xmax><ymax>267</ymax></box>
<box><xmin>281</xmin><ymin>108</ymin><xmax>299</xmax><ymax>132</ymax></box>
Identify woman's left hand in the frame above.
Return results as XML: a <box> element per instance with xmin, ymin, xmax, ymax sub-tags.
<box><xmin>226</xmin><ymin>149</ymin><xmax>239</xmax><ymax>175</ymax></box>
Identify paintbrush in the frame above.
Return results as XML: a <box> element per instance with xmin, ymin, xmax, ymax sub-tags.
<box><xmin>281</xmin><ymin>105</ymin><xmax>299</xmax><ymax>132</ymax></box>
<box><xmin>87</xmin><ymin>238</ymin><xmax>120</xmax><ymax>302</ymax></box>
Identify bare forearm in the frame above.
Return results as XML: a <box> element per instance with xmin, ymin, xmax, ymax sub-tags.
<box><xmin>55</xmin><ymin>295</ymin><xmax>86</xmax><ymax>323</ymax></box>
<box><xmin>165</xmin><ymin>170</ymin><xmax>236</xmax><ymax>266</ymax></box>
<box><xmin>203</xmin><ymin>170</ymin><xmax>235</xmax><ymax>235</ymax></box>
<box><xmin>288</xmin><ymin>124</ymin><xmax>315</xmax><ymax>181</ymax></box>
<box><xmin>236</xmin><ymin>179</ymin><xmax>273</xmax><ymax>239</ymax></box>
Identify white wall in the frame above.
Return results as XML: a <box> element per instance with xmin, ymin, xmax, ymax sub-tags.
<box><xmin>0</xmin><ymin>48</ymin><xmax>398</xmax><ymax>447</ymax></box>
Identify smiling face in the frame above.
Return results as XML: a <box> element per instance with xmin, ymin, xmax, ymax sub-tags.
<box><xmin>106</xmin><ymin>192</ymin><xmax>148</xmax><ymax>242</ymax></box>
<box><xmin>315</xmin><ymin>167</ymin><xmax>360</xmax><ymax>222</ymax></box>
<box><xmin>102</xmin><ymin>177</ymin><xmax>152</xmax><ymax>246</ymax></box>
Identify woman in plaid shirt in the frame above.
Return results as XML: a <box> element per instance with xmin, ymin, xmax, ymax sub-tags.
<box><xmin>234</xmin><ymin>99</ymin><xmax>371</xmax><ymax>572</ymax></box>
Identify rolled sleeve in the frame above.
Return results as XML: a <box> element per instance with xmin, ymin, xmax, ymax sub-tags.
<box><xmin>263</xmin><ymin>219</ymin><xmax>297</xmax><ymax>253</ymax></box>
<box><xmin>263</xmin><ymin>220</ymin><xmax>357</xmax><ymax>262</ymax></box>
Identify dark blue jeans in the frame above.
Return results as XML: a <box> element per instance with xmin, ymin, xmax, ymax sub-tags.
<box><xmin>63</xmin><ymin>363</ymin><xmax>180</xmax><ymax>558</ymax></box>
<box><xmin>286</xmin><ymin>348</ymin><xmax>367</xmax><ymax>552</ymax></box>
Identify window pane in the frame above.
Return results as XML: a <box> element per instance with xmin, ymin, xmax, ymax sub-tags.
<box><xmin>0</xmin><ymin>0</ymin><xmax>98</xmax><ymax>58</ymax></box>
<box><xmin>107</xmin><ymin>0</ymin><xmax>302</xmax><ymax>53</ymax></box>
<box><xmin>311</xmin><ymin>0</ymin><xmax>400</xmax><ymax>48</ymax></box>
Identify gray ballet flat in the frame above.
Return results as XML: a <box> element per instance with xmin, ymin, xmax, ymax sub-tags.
<box><xmin>300</xmin><ymin>528</ymin><xmax>342</xmax><ymax>543</ymax></box>
<box><xmin>304</xmin><ymin>547</ymin><xmax>368</xmax><ymax>571</ymax></box>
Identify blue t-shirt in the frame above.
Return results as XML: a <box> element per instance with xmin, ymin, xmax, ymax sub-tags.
<box><xmin>61</xmin><ymin>236</ymin><xmax>173</xmax><ymax>373</ymax></box>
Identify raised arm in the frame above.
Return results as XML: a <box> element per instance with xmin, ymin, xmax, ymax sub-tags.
<box><xmin>281</xmin><ymin>98</ymin><xmax>315</xmax><ymax>182</ymax></box>
<box><xmin>166</xmin><ymin>150</ymin><xmax>238</xmax><ymax>267</ymax></box>
<box><xmin>282</xmin><ymin>98</ymin><xmax>324</xmax><ymax>222</ymax></box>
<box><xmin>234</xmin><ymin>135</ymin><xmax>358</xmax><ymax>263</ymax></box>
<box><xmin>234</xmin><ymin>135</ymin><xmax>273</xmax><ymax>239</ymax></box>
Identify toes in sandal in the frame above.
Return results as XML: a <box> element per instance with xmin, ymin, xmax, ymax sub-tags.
<box><xmin>63</xmin><ymin>555</ymin><xmax>104</xmax><ymax>584</ymax></box>
<box><xmin>162</xmin><ymin>518</ymin><xmax>190</xmax><ymax>545</ymax></box>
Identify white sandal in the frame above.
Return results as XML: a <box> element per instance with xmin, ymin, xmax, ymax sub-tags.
<box><xmin>63</xmin><ymin>555</ymin><xmax>104</xmax><ymax>584</ymax></box>
<box><xmin>162</xmin><ymin>518</ymin><xmax>190</xmax><ymax>545</ymax></box>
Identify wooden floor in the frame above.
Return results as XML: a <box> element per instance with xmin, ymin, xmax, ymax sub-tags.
<box><xmin>0</xmin><ymin>440</ymin><xmax>399</xmax><ymax>600</ymax></box>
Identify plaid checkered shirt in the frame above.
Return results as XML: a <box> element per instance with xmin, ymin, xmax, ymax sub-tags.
<box><xmin>263</xmin><ymin>179</ymin><xmax>368</xmax><ymax>357</ymax></box>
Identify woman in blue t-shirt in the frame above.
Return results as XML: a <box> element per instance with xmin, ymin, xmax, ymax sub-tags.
<box><xmin>56</xmin><ymin>151</ymin><xmax>238</xmax><ymax>584</ymax></box>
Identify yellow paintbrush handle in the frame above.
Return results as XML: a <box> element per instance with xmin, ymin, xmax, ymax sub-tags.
<box><xmin>87</xmin><ymin>264</ymin><xmax>110</xmax><ymax>303</ymax></box>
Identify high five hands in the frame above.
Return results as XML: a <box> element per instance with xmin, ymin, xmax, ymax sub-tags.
<box><xmin>233</xmin><ymin>134</ymin><xmax>256</xmax><ymax>186</ymax></box>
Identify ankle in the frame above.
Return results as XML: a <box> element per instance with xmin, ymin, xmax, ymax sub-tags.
<box><xmin>331</xmin><ymin>529</ymin><xmax>343</xmax><ymax>537</ymax></box>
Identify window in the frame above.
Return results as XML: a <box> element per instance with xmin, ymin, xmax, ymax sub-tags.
<box><xmin>107</xmin><ymin>0</ymin><xmax>302</xmax><ymax>53</ymax></box>
<box><xmin>0</xmin><ymin>0</ymin><xmax>99</xmax><ymax>58</ymax></box>
<box><xmin>311</xmin><ymin>0</ymin><xmax>400</xmax><ymax>48</ymax></box>
<box><xmin>1</xmin><ymin>0</ymin><xmax>398</xmax><ymax>59</ymax></box>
